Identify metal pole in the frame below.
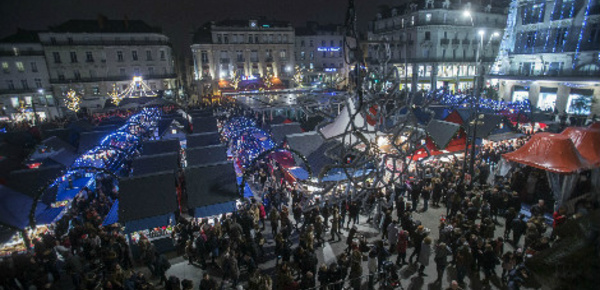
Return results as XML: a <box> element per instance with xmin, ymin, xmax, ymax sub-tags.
<box><xmin>468</xmin><ymin>32</ymin><xmax>484</xmax><ymax>186</ymax></box>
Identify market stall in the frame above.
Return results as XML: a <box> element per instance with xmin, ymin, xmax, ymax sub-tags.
<box><xmin>192</xmin><ymin>116</ymin><xmax>218</xmax><ymax>134</ymax></box>
<box><xmin>108</xmin><ymin>171</ymin><xmax>178</xmax><ymax>253</ymax></box>
<box><xmin>186</xmin><ymin>132</ymin><xmax>221</xmax><ymax>149</ymax></box>
<box><xmin>503</xmin><ymin>132</ymin><xmax>596</xmax><ymax>210</ymax></box>
<box><xmin>270</xmin><ymin>122</ymin><xmax>303</xmax><ymax>145</ymax></box>
<box><xmin>185</xmin><ymin>162</ymin><xmax>241</xmax><ymax>220</ymax></box>
<box><xmin>185</xmin><ymin>145</ymin><xmax>228</xmax><ymax>167</ymax></box>
<box><xmin>141</xmin><ymin>139</ymin><xmax>180</xmax><ymax>156</ymax></box>
<box><xmin>131</xmin><ymin>152</ymin><xmax>179</xmax><ymax>177</ymax></box>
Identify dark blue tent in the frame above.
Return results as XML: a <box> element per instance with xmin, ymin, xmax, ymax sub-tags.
<box><xmin>131</xmin><ymin>152</ymin><xmax>179</xmax><ymax>177</ymax></box>
<box><xmin>0</xmin><ymin>185</ymin><xmax>62</xmax><ymax>230</ymax></box>
<box><xmin>187</xmin><ymin>132</ymin><xmax>221</xmax><ymax>149</ymax></box>
<box><xmin>186</xmin><ymin>162</ymin><xmax>240</xmax><ymax>218</ymax></box>
<box><xmin>141</xmin><ymin>139</ymin><xmax>180</xmax><ymax>156</ymax></box>
<box><xmin>186</xmin><ymin>145</ymin><xmax>228</xmax><ymax>167</ymax></box>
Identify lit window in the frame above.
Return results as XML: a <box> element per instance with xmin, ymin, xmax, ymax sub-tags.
<box><xmin>2</xmin><ymin>62</ymin><xmax>8</xmax><ymax>72</ymax></box>
<box><xmin>16</xmin><ymin>62</ymin><xmax>24</xmax><ymax>72</ymax></box>
<box><xmin>426</xmin><ymin>13</ymin><xmax>432</xmax><ymax>22</ymax></box>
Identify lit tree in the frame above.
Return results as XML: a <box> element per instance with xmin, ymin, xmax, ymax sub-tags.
<box><xmin>293</xmin><ymin>65</ymin><xmax>305</xmax><ymax>87</ymax></box>
<box><xmin>262</xmin><ymin>67</ymin><xmax>274</xmax><ymax>89</ymax></box>
<box><xmin>108</xmin><ymin>84</ymin><xmax>123</xmax><ymax>106</ymax></box>
<box><xmin>231</xmin><ymin>70</ymin><xmax>241</xmax><ymax>90</ymax></box>
<box><xmin>64</xmin><ymin>89</ymin><xmax>81</xmax><ymax>112</ymax></box>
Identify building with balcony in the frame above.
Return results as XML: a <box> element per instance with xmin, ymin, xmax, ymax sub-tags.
<box><xmin>191</xmin><ymin>19</ymin><xmax>295</xmax><ymax>95</ymax></box>
<box><xmin>39</xmin><ymin>16</ymin><xmax>176</xmax><ymax>112</ymax></box>
<box><xmin>368</xmin><ymin>1</ymin><xmax>508</xmax><ymax>92</ymax></box>
<box><xmin>294</xmin><ymin>22</ymin><xmax>350</xmax><ymax>89</ymax></box>
<box><xmin>490</xmin><ymin>0</ymin><xmax>600</xmax><ymax>115</ymax></box>
<box><xmin>0</xmin><ymin>30</ymin><xmax>59</xmax><ymax>121</ymax></box>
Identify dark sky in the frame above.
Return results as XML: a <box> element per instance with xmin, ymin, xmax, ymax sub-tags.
<box><xmin>0</xmin><ymin>0</ymin><xmax>396</xmax><ymax>57</ymax></box>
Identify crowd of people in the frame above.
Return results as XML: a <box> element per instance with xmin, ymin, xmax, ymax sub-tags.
<box><xmin>1</xmin><ymin>100</ymin><xmax>597</xmax><ymax>290</ymax></box>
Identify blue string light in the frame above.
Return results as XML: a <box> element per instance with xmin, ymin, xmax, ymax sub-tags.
<box><xmin>573</xmin><ymin>0</ymin><xmax>592</xmax><ymax>69</ymax></box>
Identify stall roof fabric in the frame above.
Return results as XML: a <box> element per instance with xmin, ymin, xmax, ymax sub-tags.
<box><xmin>78</xmin><ymin>130</ymin><xmax>110</xmax><ymax>153</ymax></box>
<box><xmin>131</xmin><ymin>152</ymin><xmax>179</xmax><ymax>176</ymax></box>
<box><xmin>286</xmin><ymin>131</ymin><xmax>325</xmax><ymax>159</ymax></box>
<box><xmin>503</xmin><ymin>132</ymin><xmax>591</xmax><ymax>174</ymax></box>
<box><xmin>186</xmin><ymin>145</ymin><xmax>228</xmax><ymax>166</ymax></box>
<box><xmin>42</xmin><ymin>136</ymin><xmax>76</xmax><ymax>153</ymax></box>
<box><xmin>192</xmin><ymin>117</ymin><xmax>218</xmax><ymax>133</ymax></box>
<box><xmin>118</xmin><ymin>171</ymin><xmax>177</xmax><ymax>222</ymax></box>
<box><xmin>561</xmin><ymin>127</ymin><xmax>600</xmax><ymax>166</ymax></box>
<box><xmin>7</xmin><ymin>165</ymin><xmax>63</xmax><ymax>198</ymax></box>
<box><xmin>141</xmin><ymin>139</ymin><xmax>180</xmax><ymax>156</ymax></box>
<box><xmin>102</xmin><ymin>199</ymin><xmax>119</xmax><ymax>226</ymax></box>
<box><xmin>306</xmin><ymin>140</ymin><xmax>341</xmax><ymax>177</ymax></box>
<box><xmin>194</xmin><ymin>201</ymin><xmax>237</xmax><ymax>219</ymax></box>
<box><xmin>465</xmin><ymin>114</ymin><xmax>507</xmax><ymax>139</ymax></box>
<box><xmin>185</xmin><ymin>162</ymin><xmax>239</xmax><ymax>209</ymax></box>
<box><xmin>425</xmin><ymin>119</ymin><xmax>461</xmax><ymax>150</ymax></box>
<box><xmin>271</xmin><ymin>123</ymin><xmax>303</xmax><ymax>144</ymax></box>
<box><xmin>0</xmin><ymin>185</ymin><xmax>54</xmax><ymax>230</ymax></box>
<box><xmin>187</xmin><ymin>132</ymin><xmax>221</xmax><ymax>149</ymax></box>
<box><xmin>47</xmin><ymin>148</ymin><xmax>78</xmax><ymax>167</ymax></box>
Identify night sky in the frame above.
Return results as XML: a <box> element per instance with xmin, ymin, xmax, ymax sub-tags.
<box><xmin>0</xmin><ymin>0</ymin><xmax>397</xmax><ymax>56</ymax></box>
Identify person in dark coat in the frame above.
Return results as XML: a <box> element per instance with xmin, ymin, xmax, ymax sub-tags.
<box><xmin>481</xmin><ymin>244</ymin><xmax>498</xmax><ymax>280</ymax></box>
<box><xmin>511</xmin><ymin>214</ymin><xmax>527</xmax><ymax>246</ymax></box>
<box><xmin>434</xmin><ymin>242</ymin><xmax>452</xmax><ymax>282</ymax></box>
<box><xmin>199</xmin><ymin>273</ymin><xmax>217</xmax><ymax>290</ymax></box>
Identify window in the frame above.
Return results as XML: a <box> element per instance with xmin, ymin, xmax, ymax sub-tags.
<box><xmin>57</xmin><ymin>71</ymin><xmax>65</xmax><ymax>81</ymax></box>
<box><xmin>277</xmin><ymin>34</ymin><xmax>282</xmax><ymax>43</ymax></box>
<box><xmin>201</xmin><ymin>51</ymin><xmax>208</xmax><ymax>63</ymax></box>
<box><xmin>73</xmin><ymin>70</ymin><xmax>81</xmax><ymax>80</ymax></box>
<box><xmin>268</xmin><ymin>34</ymin><xmax>273</xmax><ymax>43</ymax></box>
<box><xmin>309</xmin><ymin>39</ymin><xmax>313</xmax><ymax>47</ymax></box>
<box><xmin>330</xmin><ymin>40</ymin><xmax>334</xmax><ymax>46</ymax></box>
<box><xmin>283</xmin><ymin>34</ymin><xmax>288</xmax><ymax>43</ymax></box>
<box><xmin>248</xmin><ymin>34</ymin><xmax>253</xmax><ymax>43</ymax></box>
<box><xmin>265</xmin><ymin>49</ymin><xmax>272</xmax><ymax>59</ymax></box>
<box><xmin>70</xmin><ymin>51</ymin><xmax>78</xmax><ymax>63</ymax></box>
<box><xmin>117</xmin><ymin>51</ymin><xmax>124</xmax><ymax>62</ymax></box>
<box><xmin>52</xmin><ymin>52</ymin><xmax>62</xmax><ymax>64</ymax></box>
<box><xmin>21</xmin><ymin>79</ymin><xmax>28</xmax><ymax>89</ymax></box>
<box><xmin>425</xmin><ymin>31</ymin><xmax>431</xmax><ymax>41</ymax></box>
<box><xmin>567</xmin><ymin>93</ymin><xmax>592</xmax><ymax>115</ymax></box>
<box><xmin>35</xmin><ymin>78</ymin><xmax>42</xmax><ymax>88</ymax></box>
<box><xmin>67</xmin><ymin>37</ymin><xmax>73</xmax><ymax>44</ymax></box>
<box><xmin>86</xmin><ymin>51</ymin><xmax>94</xmax><ymax>62</ymax></box>
<box><xmin>224</xmin><ymin>34</ymin><xmax>229</xmax><ymax>44</ymax></box>
<box><xmin>250</xmin><ymin>50</ymin><xmax>258</xmax><ymax>62</ymax></box>
<box><xmin>300</xmin><ymin>40</ymin><xmax>305</xmax><ymax>47</ymax></box>
<box><xmin>309</xmin><ymin>51</ymin><xmax>314</xmax><ymax>60</ymax></box>
<box><xmin>160</xmin><ymin>50</ymin><xmax>166</xmax><ymax>61</ymax></box>
<box><xmin>93</xmin><ymin>86</ymin><xmax>100</xmax><ymax>95</ymax></box>
<box><xmin>148</xmin><ymin>67</ymin><xmax>154</xmax><ymax>75</ymax></box>
<box><xmin>279</xmin><ymin>49</ymin><xmax>287</xmax><ymax>59</ymax></box>
<box><xmin>132</xmin><ymin>50</ymin><xmax>138</xmax><ymax>61</ymax></box>
<box><xmin>120</xmin><ymin>68</ymin><xmax>126</xmax><ymax>76</ymax></box>
<box><xmin>411</xmin><ymin>16</ymin><xmax>415</xmax><ymax>25</ymax></box>
<box><xmin>426</xmin><ymin>13</ymin><xmax>432</xmax><ymax>22</ymax></box>
<box><xmin>50</xmin><ymin>37</ymin><xmax>56</xmax><ymax>44</ymax></box>
<box><xmin>236</xmin><ymin>50</ymin><xmax>244</xmax><ymax>62</ymax></box>
<box><xmin>29</xmin><ymin>62</ymin><xmax>38</xmax><ymax>72</ymax></box>
<box><xmin>322</xmin><ymin>51</ymin><xmax>327</xmax><ymax>58</ymax></box>
<box><xmin>217</xmin><ymin>34</ymin><xmax>222</xmax><ymax>43</ymax></box>
<box><xmin>309</xmin><ymin>63</ymin><xmax>314</xmax><ymax>70</ymax></box>
<box><xmin>2</xmin><ymin>62</ymin><xmax>9</xmax><ymax>73</ymax></box>
<box><xmin>321</xmin><ymin>40</ymin><xmax>326</xmax><ymax>46</ymax></box>
<box><xmin>300</xmin><ymin>51</ymin><xmax>305</xmax><ymax>60</ymax></box>
<box><xmin>6</xmin><ymin>80</ymin><xmax>14</xmax><ymax>90</ymax></box>
<box><xmin>89</xmin><ymin>69</ymin><xmax>96</xmax><ymax>78</ymax></box>
<box><xmin>146</xmin><ymin>50</ymin><xmax>152</xmax><ymax>61</ymax></box>
<box><xmin>16</xmin><ymin>62</ymin><xmax>24</xmax><ymax>72</ymax></box>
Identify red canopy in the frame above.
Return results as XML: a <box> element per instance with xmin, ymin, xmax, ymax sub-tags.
<box><xmin>269</xmin><ymin>150</ymin><xmax>296</xmax><ymax>169</ymax></box>
<box><xmin>503</xmin><ymin>132</ymin><xmax>591</xmax><ymax>174</ymax></box>
<box><xmin>444</xmin><ymin>110</ymin><xmax>464</xmax><ymax>125</ymax></box>
<box><xmin>561</xmin><ymin>127</ymin><xmax>600</xmax><ymax>166</ymax></box>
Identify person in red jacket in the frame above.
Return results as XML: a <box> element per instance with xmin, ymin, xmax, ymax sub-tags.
<box><xmin>551</xmin><ymin>206</ymin><xmax>567</xmax><ymax>239</ymax></box>
<box><xmin>396</xmin><ymin>230</ymin><xmax>409</xmax><ymax>266</ymax></box>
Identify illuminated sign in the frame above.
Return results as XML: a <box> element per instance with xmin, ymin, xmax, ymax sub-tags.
<box><xmin>324</xmin><ymin>68</ymin><xmax>337</xmax><ymax>72</ymax></box>
<box><xmin>317</xmin><ymin>47</ymin><xmax>341</xmax><ymax>52</ymax></box>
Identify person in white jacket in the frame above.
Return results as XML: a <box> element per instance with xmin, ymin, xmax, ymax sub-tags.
<box><xmin>418</xmin><ymin>237</ymin><xmax>433</xmax><ymax>276</ymax></box>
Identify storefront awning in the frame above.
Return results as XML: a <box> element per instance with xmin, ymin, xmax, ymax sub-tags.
<box><xmin>288</xmin><ymin>167</ymin><xmax>309</xmax><ymax>180</ymax></box>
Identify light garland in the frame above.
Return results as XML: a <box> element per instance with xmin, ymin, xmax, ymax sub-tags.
<box><xmin>430</xmin><ymin>90</ymin><xmax>532</xmax><ymax>113</ymax></box>
<box><xmin>108</xmin><ymin>76</ymin><xmax>158</xmax><ymax>104</ymax></box>
<box><xmin>64</xmin><ymin>89</ymin><xmax>81</xmax><ymax>112</ymax></box>
<box><xmin>573</xmin><ymin>0</ymin><xmax>592</xmax><ymax>69</ymax></box>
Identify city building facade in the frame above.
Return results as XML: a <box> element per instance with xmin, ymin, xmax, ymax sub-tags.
<box><xmin>39</xmin><ymin>17</ymin><xmax>176</xmax><ymax>113</ymax></box>
<box><xmin>0</xmin><ymin>30</ymin><xmax>59</xmax><ymax>121</ymax></box>
<box><xmin>191</xmin><ymin>19</ymin><xmax>295</xmax><ymax>95</ymax></box>
<box><xmin>295</xmin><ymin>22</ymin><xmax>350</xmax><ymax>89</ymax></box>
<box><xmin>490</xmin><ymin>0</ymin><xmax>600</xmax><ymax>115</ymax></box>
<box><xmin>368</xmin><ymin>1</ymin><xmax>508</xmax><ymax>93</ymax></box>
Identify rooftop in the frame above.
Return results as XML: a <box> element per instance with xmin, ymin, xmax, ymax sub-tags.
<box><xmin>0</xmin><ymin>29</ymin><xmax>41</xmax><ymax>43</ymax></box>
<box><xmin>47</xmin><ymin>17</ymin><xmax>162</xmax><ymax>34</ymax></box>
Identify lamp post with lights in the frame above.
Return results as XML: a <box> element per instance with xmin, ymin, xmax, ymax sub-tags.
<box><xmin>461</xmin><ymin>9</ymin><xmax>501</xmax><ymax>186</ymax></box>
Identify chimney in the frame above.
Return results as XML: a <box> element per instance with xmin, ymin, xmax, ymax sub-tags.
<box><xmin>97</xmin><ymin>14</ymin><xmax>107</xmax><ymax>30</ymax></box>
